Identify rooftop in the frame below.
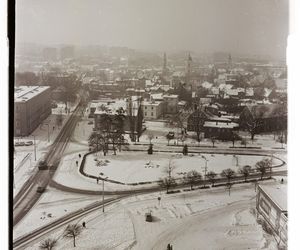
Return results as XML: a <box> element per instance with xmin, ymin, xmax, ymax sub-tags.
<box><xmin>259</xmin><ymin>183</ymin><xmax>287</xmax><ymax>212</ymax></box>
<box><xmin>15</xmin><ymin>86</ymin><xmax>51</xmax><ymax>103</ymax></box>
<box><xmin>203</xmin><ymin>121</ymin><xmax>239</xmax><ymax>129</ymax></box>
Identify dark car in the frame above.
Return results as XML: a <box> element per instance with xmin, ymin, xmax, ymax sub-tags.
<box><xmin>145</xmin><ymin>212</ymin><xmax>152</xmax><ymax>222</ymax></box>
<box><xmin>25</xmin><ymin>141</ymin><xmax>33</xmax><ymax>146</ymax></box>
<box><xmin>37</xmin><ymin>186</ymin><xmax>46</xmax><ymax>193</ymax></box>
<box><xmin>88</xmin><ymin>121</ymin><xmax>93</xmax><ymax>125</ymax></box>
<box><xmin>166</xmin><ymin>131</ymin><xmax>175</xmax><ymax>139</ymax></box>
<box><xmin>38</xmin><ymin>160</ymin><xmax>48</xmax><ymax>170</ymax></box>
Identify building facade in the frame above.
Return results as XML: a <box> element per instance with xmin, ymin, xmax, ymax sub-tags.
<box><xmin>14</xmin><ymin>86</ymin><xmax>52</xmax><ymax>136</ymax></box>
<box><xmin>256</xmin><ymin>184</ymin><xmax>287</xmax><ymax>247</ymax></box>
<box><xmin>143</xmin><ymin>101</ymin><xmax>163</xmax><ymax>120</ymax></box>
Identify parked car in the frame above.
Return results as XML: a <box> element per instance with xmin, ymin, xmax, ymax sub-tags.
<box><xmin>88</xmin><ymin>121</ymin><xmax>93</xmax><ymax>125</ymax></box>
<box><xmin>25</xmin><ymin>141</ymin><xmax>33</xmax><ymax>146</ymax></box>
<box><xmin>36</xmin><ymin>186</ymin><xmax>46</xmax><ymax>193</ymax></box>
<box><xmin>14</xmin><ymin>142</ymin><xmax>21</xmax><ymax>147</ymax></box>
<box><xmin>19</xmin><ymin>141</ymin><xmax>25</xmax><ymax>146</ymax></box>
<box><xmin>145</xmin><ymin>212</ymin><xmax>152</xmax><ymax>222</ymax></box>
<box><xmin>166</xmin><ymin>131</ymin><xmax>175</xmax><ymax>139</ymax></box>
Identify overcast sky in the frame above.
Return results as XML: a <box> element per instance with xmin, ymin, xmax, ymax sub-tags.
<box><xmin>16</xmin><ymin>0</ymin><xmax>289</xmax><ymax>58</ymax></box>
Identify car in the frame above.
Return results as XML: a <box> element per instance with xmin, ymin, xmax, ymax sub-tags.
<box><xmin>88</xmin><ymin>121</ymin><xmax>93</xmax><ymax>125</ymax></box>
<box><xmin>25</xmin><ymin>141</ymin><xmax>33</xmax><ymax>146</ymax></box>
<box><xmin>14</xmin><ymin>142</ymin><xmax>21</xmax><ymax>146</ymax></box>
<box><xmin>166</xmin><ymin>131</ymin><xmax>175</xmax><ymax>139</ymax></box>
<box><xmin>38</xmin><ymin>160</ymin><xmax>48</xmax><ymax>170</ymax></box>
<box><xmin>145</xmin><ymin>212</ymin><xmax>152</xmax><ymax>222</ymax></box>
<box><xmin>36</xmin><ymin>186</ymin><xmax>46</xmax><ymax>193</ymax></box>
<box><xmin>19</xmin><ymin>141</ymin><xmax>25</xmax><ymax>146</ymax></box>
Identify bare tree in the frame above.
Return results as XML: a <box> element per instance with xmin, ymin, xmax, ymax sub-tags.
<box><xmin>159</xmin><ymin>177</ymin><xmax>176</xmax><ymax>194</ymax></box>
<box><xmin>63</xmin><ymin>224</ymin><xmax>82</xmax><ymax>247</ymax></box>
<box><xmin>221</xmin><ymin>168</ymin><xmax>236</xmax><ymax>184</ymax></box>
<box><xmin>256</xmin><ymin>158</ymin><xmax>272</xmax><ymax>180</ymax></box>
<box><xmin>88</xmin><ymin>132</ymin><xmax>107</xmax><ymax>155</ymax></box>
<box><xmin>39</xmin><ymin>238</ymin><xmax>57</xmax><ymax>250</ymax></box>
<box><xmin>184</xmin><ymin>170</ymin><xmax>202</xmax><ymax>190</ymax></box>
<box><xmin>191</xmin><ymin>109</ymin><xmax>205</xmax><ymax>143</ymax></box>
<box><xmin>164</xmin><ymin>158</ymin><xmax>176</xmax><ymax>178</ymax></box>
<box><xmin>239</xmin><ymin>165</ymin><xmax>252</xmax><ymax>182</ymax></box>
<box><xmin>226</xmin><ymin>182</ymin><xmax>233</xmax><ymax>196</ymax></box>
<box><xmin>211</xmin><ymin>137</ymin><xmax>216</xmax><ymax>147</ymax></box>
<box><xmin>246</xmin><ymin>120</ymin><xmax>261</xmax><ymax>141</ymax></box>
<box><xmin>206</xmin><ymin>171</ymin><xmax>217</xmax><ymax>187</ymax></box>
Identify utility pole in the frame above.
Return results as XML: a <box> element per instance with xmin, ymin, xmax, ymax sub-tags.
<box><xmin>204</xmin><ymin>159</ymin><xmax>207</xmax><ymax>187</ymax></box>
<box><xmin>102</xmin><ymin>178</ymin><xmax>104</xmax><ymax>212</ymax></box>
<box><xmin>201</xmin><ymin>155</ymin><xmax>208</xmax><ymax>187</ymax></box>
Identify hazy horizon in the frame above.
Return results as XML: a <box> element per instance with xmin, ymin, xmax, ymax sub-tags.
<box><xmin>16</xmin><ymin>0</ymin><xmax>289</xmax><ymax>59</ymax></box>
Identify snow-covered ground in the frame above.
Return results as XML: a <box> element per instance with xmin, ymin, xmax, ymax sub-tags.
<box><xmin>84</xmin><ymin>151</ymin><xmax>280</xmax><ymax>184</ymax></box>
<box><xmin>138</xmin><ymin>120</ymin><xmax>287</xmax><ymax>150</ymax></box>
<box><xmin>23</xmin><ymin>182</ymin><xmax>279</xmax><ymax>250</ymax></box>
<box><xmin>13</xmin><ymin>187</ymin><xmax>103</xmax><ymax>240</ymax></box>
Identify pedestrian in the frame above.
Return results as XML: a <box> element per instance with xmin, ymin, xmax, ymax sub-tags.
<box><xmin>96</xmin><ymin>178</ymin><xmax>99</xmax><ymax>184</ymax></box>
<box><xmin>281</xmin><ymin>178</ymin><xmax>284</xmax><ymax>184</ymax></box>
<box><xmin>82</xmin><ymin>221</ymin><xmax>86</xmax><ymax>228</ymax></box>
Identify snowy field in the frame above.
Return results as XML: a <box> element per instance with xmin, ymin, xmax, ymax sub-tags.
<box><xmin>84</xmin><ymin>151</ymin><xmax>281</xmax><ymax>184</ymax></box>
<box><xmin>22</xmin><ymin>182</ymin><xmax>279</xmax><ymax>250</ymax></box>
<box><xmin>13</xmin><ymin>187</ymin><xmax>103</xmax><ymax>240</ymax></box>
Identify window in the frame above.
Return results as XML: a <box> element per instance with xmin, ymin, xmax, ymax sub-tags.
<box><xmin>145</xmin><ymin>112</ymin><xmax>147</xmax><ymax>116</ymax></box>
<box><xmin>151</xmin><ymin>107</ymin><xmax>154</xmax><ymax>110</ymax></box>
<box><xmin>260</xmin><ymin>198</ymin><xmax>271</xmax><ymax>215</ymax></box>
<box><xmin>145</xmin><ymin>106</ymin><xmax>147</xmax><ymax>109</ymax></box>
<box><xmin>151</xmin><ymin>112</ymin><xmax>154</xmax><ymax>116</ymax></box>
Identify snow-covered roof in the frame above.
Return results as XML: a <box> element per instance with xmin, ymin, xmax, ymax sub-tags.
<box><xmin>163</xmin><ymin>94</ymin><xmax>178</xmax><ymax>99</ymax></box>
<box><xmin>15</xmin><ymin>86</ymin><xmax>50</xmax><ymax>103</ymax></box>
<box><xmin>201</xmin><ymin>81</ymin><xmax>213</xmax><ymax>89</ymax></box>
<box><xmin>259</xmin><ymin>184</ymin><xmax>287</xmax><ymax>211</ymax></box>
<box><xmin>151</xmin><ymin>93</ymin><xmax>164</xmax><ymax>100</ymax></box>
<box><xmin>143</xmin><ymin>100</ymin><xmax>163</xmax><ymax>106</ymax></box>
<box><xmin>226</xmin><ymin>89</ymin><xmax>239</xmax><ymax>96</ymax></box>
<box><xmin>94</xmin><ymin>98</ymin><xmax>139</xmax><ymax>116</ymax></box>
<box><xmin>203</xmin><ymin>121</ymin><xmax>239</xmax><ymax>129</ymax></box>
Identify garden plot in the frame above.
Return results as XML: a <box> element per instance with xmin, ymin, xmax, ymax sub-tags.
<box><xmin>84</xmin><ymin>152</ymin><xmax>279</xmax><ymax>184</ymax></box>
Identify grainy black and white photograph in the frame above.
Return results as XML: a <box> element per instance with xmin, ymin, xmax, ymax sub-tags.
<box><xmin>12</xmin><ymin>0</ymin><xmax>289</xmax><ymax>249</ymax></box>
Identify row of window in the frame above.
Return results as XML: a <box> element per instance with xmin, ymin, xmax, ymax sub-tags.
<box><xmin>144</xmin><ymin>106</ymin><xmax>154</xmax><ymax>110</ymax></box>
<box><xmin>144</xmin><ymin>112</ymin><xmax>154</xmax><ymax>117</ymax></box>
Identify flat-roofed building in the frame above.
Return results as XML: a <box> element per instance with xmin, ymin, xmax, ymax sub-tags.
<box><xmin>256</xmin><ymin>183</ymin><xmax>287</xmax><ymax>247</ymax></box>
<box><xmin>14</xmin><ymin>86</ymin><xmax>52</xmax><ymax>136</ymax></box>
<box><xmin>143</xmin><ymin>100</ymin><xmax>163</xmax><ymax>120</ymax></box>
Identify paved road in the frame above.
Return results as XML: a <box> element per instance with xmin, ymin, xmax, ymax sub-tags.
<box><xmin>13</xmin><ymin>100</ymin><xmax>86</xmax><ymax>227</ymax></box>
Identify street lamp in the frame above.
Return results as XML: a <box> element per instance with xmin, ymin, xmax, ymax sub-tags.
<box><xmin>201</xmin><ymin>155</ymin><xmax>208</xmax><ymax>187</ymax></box>
<box><xmin>99</xmin><ymin>172</ymin><xmax>108</xmax><ymax>213</ymax></box>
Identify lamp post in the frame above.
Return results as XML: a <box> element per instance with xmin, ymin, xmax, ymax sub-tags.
<box><xmin>201</xmin><ymin>155</ymin><xmax>208</xmax><ymax>187</ymax></box>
